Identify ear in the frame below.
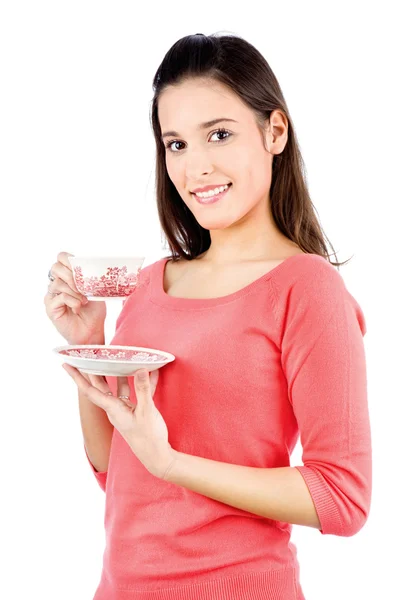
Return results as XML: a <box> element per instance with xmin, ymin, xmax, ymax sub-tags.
<box><xmin>265</xmin><ymin>109</ymin><xmax>289</xmax><ymax>155</ymax></box>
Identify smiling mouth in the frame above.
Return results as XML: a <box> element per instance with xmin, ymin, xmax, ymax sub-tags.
<box><xmin>192</xmin><ymin>183</ymin><xmax>232</xmax><ymax>205</ymax></box>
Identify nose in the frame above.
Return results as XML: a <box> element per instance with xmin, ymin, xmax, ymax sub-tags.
<box><xmin>184</xmin><ymin>147</ymin><xmax>214</xmax><ymax>181</ymax></box>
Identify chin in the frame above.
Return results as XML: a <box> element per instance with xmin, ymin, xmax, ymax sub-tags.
<box><xmin>197</xmin><ymin>216</ymin><xmax>235</xmax><ymax>230</ymax></box>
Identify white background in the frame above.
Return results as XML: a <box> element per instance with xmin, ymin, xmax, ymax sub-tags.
<box><xmin>1</xmin><ymin>1</ymin><xmax>398</xmax><ymax>598</ymax></box>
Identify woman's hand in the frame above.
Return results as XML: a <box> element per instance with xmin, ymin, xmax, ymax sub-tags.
<box><xmin>44</xmin><ymin>251</ymin><xmax>106</xmax><ymax>345</ymax></box>
<box><xmin>63</xmin><ymin>364</ymin><xmax>177</xmax><ymax>479</ymax></box>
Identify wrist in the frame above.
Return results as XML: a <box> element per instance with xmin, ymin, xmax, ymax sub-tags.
<box><xmin>86</xmin><ymin>333</ymin><xmax>105</xmax><ymax>345</ymax></box>
<box><xmin>160</xmin><ymin>449</ymin><xmax>180</xmax><ymax>482</ymax></box>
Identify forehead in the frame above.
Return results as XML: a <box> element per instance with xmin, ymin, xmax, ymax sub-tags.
<box><xmin>158</xmin><ymin>79</ymin><xmax>248</xmax><ymax>131</ymax></box>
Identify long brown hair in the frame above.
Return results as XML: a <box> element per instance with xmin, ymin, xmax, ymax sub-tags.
<box><xmin>150</xmin><ymin>33</ymin><xmax>352</xmax><ymax>268</ymax></box>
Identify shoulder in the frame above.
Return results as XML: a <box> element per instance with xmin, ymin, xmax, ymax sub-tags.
<box><xmin>290</xmin><ymin>251</ymin><xmax>341</xmax><ymax>273</ymax></box>
<box><xmin>271</xmin><ymin>253</ymin><xmax>349</xmax><ymax>325</ymax></box>
<box><xmin>277</xmin><ymin>253</ymin><xmax>367</xmax><ymax>342</ymax></box>
<box><xmin>275</xmin><ymin>252</ymin><xmax>345</xmax><ymax>294</ymax></box>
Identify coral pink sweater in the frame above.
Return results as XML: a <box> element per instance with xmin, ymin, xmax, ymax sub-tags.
<box><xmin>84</xmin><ymin>253</ymin><xmax>372</xmax><ymax>599</ymax></box>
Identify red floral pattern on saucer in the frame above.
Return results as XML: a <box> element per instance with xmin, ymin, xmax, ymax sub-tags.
<box><xmin>60</xmin><ymin>347</ymin><xmax>167</xmax><ymax>363</ymax></box>
<box><xmin>54</xmin><ymin>343</ymin><xmax>175</xmax><ymax>376</ymax></box>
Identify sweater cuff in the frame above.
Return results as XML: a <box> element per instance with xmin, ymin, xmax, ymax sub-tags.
<box><xmin>295</xmin><ymin>466</ymin><xmax>344</xmax><ymax>535</ymax></box>
<box><xmin>84</xmin><ymin>445</ymin><xmax>107</xmax><ymax>492</ymax></box>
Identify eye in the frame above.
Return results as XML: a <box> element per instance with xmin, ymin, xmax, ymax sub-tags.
<box><xmin>209</xmin><ymin>128</ymin><xmax>231</xmax><ymax>143</ymax></box>
<box><xmin>165</xmin><ymin>128</ymin><xmax>232</xmax><ymax>153</ymax></box>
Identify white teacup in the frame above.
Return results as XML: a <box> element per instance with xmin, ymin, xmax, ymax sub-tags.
<box><xmin>68</xmin><ymin>256</ymin><xmax>145</xmax><ymax>300</ymax></box>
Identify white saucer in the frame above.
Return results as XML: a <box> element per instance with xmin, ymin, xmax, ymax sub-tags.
<box><xmin>53</xmin><ymin>344</ymin><xmax>175</xmax><ymax>377</ymax></box>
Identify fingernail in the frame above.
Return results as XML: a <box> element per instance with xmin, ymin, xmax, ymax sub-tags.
<box><xmin>82</xmin><ymin>297</ymin><xmax>89</xmax><ymax>305</ymax></box>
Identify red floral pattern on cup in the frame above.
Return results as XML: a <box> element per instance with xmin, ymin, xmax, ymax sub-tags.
<box><xmin>73</xmin><ymin>265</ymin><xmax>142</xmax><ymax>297</ymax></box>
<box><xmin>60</xmin><ymin>347</ymin><xmax>167</xmax><ymax>363</ymax></box>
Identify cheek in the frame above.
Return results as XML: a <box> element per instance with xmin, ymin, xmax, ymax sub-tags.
<box><xmin>240</xmin><ymin>150</ymin><xmax>270</xmax><ymax>188</ymax></box>
<box><xmin>225</xmin><ymin>148</ymin><xmax>255</xmax><ymax>182</ymax></box>
<box><xmin>165</xmin><ymin>159</ymin><xmax>182</xmax><ymax>186</ymax></box>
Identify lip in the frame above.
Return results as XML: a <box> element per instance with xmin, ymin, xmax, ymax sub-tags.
<box><xmin>191</xmin><ymin>183</ymin><xmax>231</xmax><ymax>194</ymax></box>
<box><xmin>192</xmin><ymin>183</ymin><xmax>232</xmax><ymax>205</ymax></box>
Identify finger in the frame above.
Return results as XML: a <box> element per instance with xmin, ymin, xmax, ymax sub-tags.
<box><xmin>149</xmin><ymin>369</ymin><xmax>159</xmax><ymax>397</ymax></box>
<box><xmin>57</xmin><ymin>251</ymin><xmax>75</xmax><ymax>267</ymax></box>
<box><xmin>117</xmin><ymin>377</ymin><xmax>134</xmax><ymax>407</ymax></box>
<box><xmin>62</xmin><ymin>364</ymin><xmax>114</xmax><ymax>412</ymax></box>
<box><xmin>48</xmin><ymin>278</ymin><xmax>86</xmax><ymax>303</ymax></box>
<box><xmin>87</xmin><ymin>373</ymin><xmax>110</xmax><ymax>393</ymax></box>
<box><xmin>51</xmin><ymin>258</ymin><xmax>81</xmax><ymax>296</ymax></box>
<box><xmin>133</xmin><ymin>369</ymin><xmax>151</xmax><ymax>410</ymax></box>
<box><xmin>45</xmin><ymin>290</ymin><xmax>85</xmax><ymax>317</ymax></box>
<box><xmin>117</xmin><ymin>376</ymin><xmax>130</xmax><ymax>398</ymax></box>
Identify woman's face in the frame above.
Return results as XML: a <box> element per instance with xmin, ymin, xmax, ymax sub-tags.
<box><xmin>158</xmin><ymin>78</ymin><xmax>282</xmax><ymax>232</ymax></box>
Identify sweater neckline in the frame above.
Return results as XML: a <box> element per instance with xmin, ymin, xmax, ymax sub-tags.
<box><xmin>150</xmin><ymin>253</ymin><xmax>313</xmax><ymax>309</ymax></box>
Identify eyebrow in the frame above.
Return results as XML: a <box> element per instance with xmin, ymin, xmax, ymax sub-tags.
<box><xmin>161</xmin><ymin>118</ymin><xmax>238</xmax><ymax>140</ymax></box>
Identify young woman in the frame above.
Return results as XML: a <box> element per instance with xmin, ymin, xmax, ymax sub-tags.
<box><xmin>45</xmin><ymin>33</ymin><xmax>372</xmax><ymax>600</ymax></box>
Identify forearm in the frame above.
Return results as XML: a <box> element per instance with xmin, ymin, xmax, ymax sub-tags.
<box><xmin>78</xmin><ymin>334</ymin><xmax>113</xmax><ymax>473</ymax></box>
<box><xmin>165</xmin><ymin>451</ymin><xmax>321</xmax><ymax>530</ymax></box>
<box><xmin>78</xmin><ymin>388</ymin><xmax>114</xmax><ymax>473</ymax></box>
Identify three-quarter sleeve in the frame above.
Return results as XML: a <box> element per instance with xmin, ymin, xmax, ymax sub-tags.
<box><xmin>84</xmin><ymin>445</ymin><xmax>108</xmax><ymax>492</ymax></box>
<box><xmin>279</xmin><ymin>258</ymin><xmax>372</xmax><ymax>536</ymax></box>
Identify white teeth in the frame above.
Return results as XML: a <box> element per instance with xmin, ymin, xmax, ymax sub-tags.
<box><xmin>194</xmin><ymin>184</ymin><xmax>230</xmax><ymax>198</ymax></box>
